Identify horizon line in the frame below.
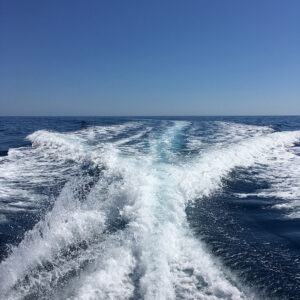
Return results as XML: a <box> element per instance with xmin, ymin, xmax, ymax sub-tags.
<box><xmin>0</xmin><ymin>114</ymin><xmax>300</xmax><ymax>118</ymax></box>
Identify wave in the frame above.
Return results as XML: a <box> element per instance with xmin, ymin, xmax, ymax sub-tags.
<box><xmin>0</xmin><ymin>120</ymin><xmax>299</xmax><ymax>299</ymax></box>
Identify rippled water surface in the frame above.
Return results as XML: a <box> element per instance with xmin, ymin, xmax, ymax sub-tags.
<box><xmin>0</xmin><ymin>116</ymin><xmax>299</xmax><ymax>299</ymax></box>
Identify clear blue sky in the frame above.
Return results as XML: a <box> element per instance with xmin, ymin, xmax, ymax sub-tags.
<box><xmin>0</xmin><ymin>0</ymin><xmax>299</xmax><ymax>116</ymax></box>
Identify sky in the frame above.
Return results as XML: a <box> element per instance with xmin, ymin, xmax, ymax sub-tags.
<box><xmin>0</xmin><ymin>0</ymin><xmax>299</xmax><ymax>116</ymax></box>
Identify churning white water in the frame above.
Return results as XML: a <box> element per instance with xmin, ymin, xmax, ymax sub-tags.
<box><xmin>0</xmin><ymin>120</ymin><xmax>299</xmax><ymax>299</ymax></box>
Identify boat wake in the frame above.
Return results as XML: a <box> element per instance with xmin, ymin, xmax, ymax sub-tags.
<box><xmin>0</xmin><ymin>120</ymin><xmax>299</xmax><ymax>299</ymax></box>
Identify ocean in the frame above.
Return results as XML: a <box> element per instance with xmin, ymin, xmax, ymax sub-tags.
<box><xmin>0</xmin><ymin>116</ymin><xmax>299</xmax><ymax>299</ymax></box>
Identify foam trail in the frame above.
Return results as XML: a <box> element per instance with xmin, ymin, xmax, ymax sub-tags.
<box><xmin>0</xmin><ymin>122</ymin><xmax>149</xmax><ymax>220</ymax></box>
<box><xmin>0</xmin><ymin>178</ymin><xmax>106</xmax><ymax>295</ymax></box>
<box><xmin>1</xmin><ymin>121</ymin><xmax>299</xmax><ymax>299</ymax></box>
<box><xmin>185</xmin><ymin>121</ymin><xmax>272</xmax><ymax>153</ymax></box>
<box><xmin>71</xmin><ymin>122</ymin><xmax>251</xmax><ymax>299</ymax></box>
<box><xmin>215</xmin><ymin>130</ymin><xmax>300</xmax><ymax>218</ymax></box>
<box><xmin>179</xmin><ymin>130</ymin><xmax>300</xmax><ymax>202</ymax></box>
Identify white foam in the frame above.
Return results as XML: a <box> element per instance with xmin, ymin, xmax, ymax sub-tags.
<box><xmin>179</xmin><ymin>130</ymin><xmax>300</xmax><ymax>203</ymax></box>
<box><xmin>0</xmin><ymin>178</ymin><xmax>106</xmax><ymax>294</ymax></box>
<box><xmin>236</xmin><ymin>144</ymin><xmax>300</xmax><ymax>218</ymax></box>
<box><xmin>186</xmin><ymin>121</ymin><xmax>272</xmax><ymax>153</ymax></box>
<box><xmin>1</xmin><ymin>121</ymin><xmax>299</xmax><ymax>299</ymax></box>
<box><xmin>206</xmin><ymin>126</ymin><xmax>300</xmax><ymax>218</ymax></box>
<box><xmin>0</xmin><ymin>122</ymin><xmax>146</xmax><ymax>219</ymax></box>
<box><xmin>71</xmin><ymin>127</ymin><xmax>250</xmax><ymax>299</ymax></box>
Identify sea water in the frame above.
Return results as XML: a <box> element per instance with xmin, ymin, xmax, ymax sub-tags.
<box><xmin>0</xmin><ymin>116</ymin><xmax>299</xmax><ymax>299</ymax></box>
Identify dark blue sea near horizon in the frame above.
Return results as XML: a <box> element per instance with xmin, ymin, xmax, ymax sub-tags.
<box><xmin>0</xmin><ymin>116</ymin><xmax>299</xmax><ymax>300</ymax></box>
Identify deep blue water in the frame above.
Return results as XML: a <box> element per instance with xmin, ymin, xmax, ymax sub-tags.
<box><xmin>0</xmin><ymin>116</ymin><xmax>299</xmax><ymax>299</ymax></box>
